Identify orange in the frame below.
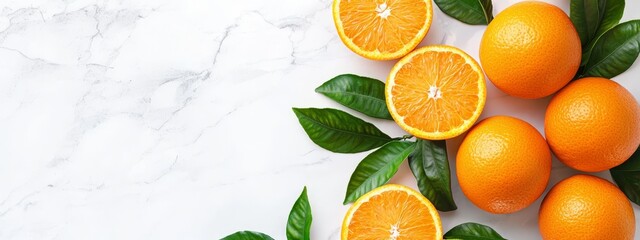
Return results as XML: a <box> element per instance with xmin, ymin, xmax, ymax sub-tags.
<box><xmin>456</xmin><ymin>116</ymin><xmax>551</xmax><ymax>214</ymax></box>
<box><xmin>479</xmin><ymin>1</ymin><xmax>581</xmax><ymax>99</ymax></box>
<box><xmin>545</xmin><ymin>77</ymin><xmax>640</xmax><ymax>172</ymax></box>
<box><xmin>539</xmin><ymin>174</ymin><xmax>636</xmax><ymax>240</ymax></box>
<box><xmin>386</xmin><ymin>45</ymin><xmax>486</xmax><ymax>140</ymax></box>
<box><xmin>332</xmin><ymin>0</ymin><xmax>432</xmax><ymax>60</ymax></box>
<box><xmin>341</xmin><ymin>184</ymin><xmax>442</xmax><ymax>240</ymax></box>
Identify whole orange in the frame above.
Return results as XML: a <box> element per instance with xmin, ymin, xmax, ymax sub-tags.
<box><xmin>545</xmin><ymin>77</ymin><xmax>640</xmax><ymax>172</ymax></box>
<box><xmin>456</xmin><ymin>116</ymin><xmax>551</xmax><ymax>214</ymax></box>
<box><xmin>539</xmin><ymin>174</ymin><xmax>635</xmax><ymax>240</ymax></box>
<box><xmin>479</xmin><ymin>1</ymin><xmax>581</xmax><ymax>99</ymax></box>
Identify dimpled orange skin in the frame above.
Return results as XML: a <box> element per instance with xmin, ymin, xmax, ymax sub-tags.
<box><xmin>539</xmin><ymin>175</ymin><xmax>636</xmax><ymax>240</ymax></box>
<box><xmin>545</xmin><ymin>77</ymin><xmax>640</xmax><ymax>172</ymax></box>
<box><xmin>456</xmin><ymin>116</ymin><xmax>551</xmax><ymax>214</ymax></box>
<box><xmin>479</xmin><ymin>1</ymin><xmax>581</xmax><ymax>99</ymax></box>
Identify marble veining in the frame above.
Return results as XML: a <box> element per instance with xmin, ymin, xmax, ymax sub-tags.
<box><xmin>0</xmin><ymin>0</ymin><xmax>637</xmax><ymax>239</ymax></box>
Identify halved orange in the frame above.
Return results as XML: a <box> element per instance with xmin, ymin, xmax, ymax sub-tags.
<box><xmin>332</xmin><ymin>0</ymin><xmax>433</xmax><ymax>60</ymax></box>
<box><xmin>341</xmin><ymin>184</ymin><xmax>442</xmax><ymax>240</ymax></box>
<box><xmin>386</xmin><ymin>45</ymin><xmax>487</xmax><ymax>140</ymax></box>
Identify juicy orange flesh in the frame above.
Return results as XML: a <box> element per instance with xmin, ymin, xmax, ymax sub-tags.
<box><xmin>391</xmin><ymin>51</ymin><xmax>481</xmax><ymax>133</ymax></box>
<box><xmin>339</xmin><ymin>0</ymin><xmax>427</xmax><ymax>53</ymax></box>
<box><xmin>346</xmin><ymin>190</ymin><xmax>438</xmax><ymax>239</ymax></box>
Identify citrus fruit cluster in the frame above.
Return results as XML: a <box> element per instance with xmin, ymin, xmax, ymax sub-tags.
<box><xmin>333</xmin><ymin>0</ymin><xmax>638</xmax><ymax>239</ymax></box>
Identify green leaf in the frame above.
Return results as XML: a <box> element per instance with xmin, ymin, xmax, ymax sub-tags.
<box><xmin>408</xmin><ymin>139</ymin><xmax>457</xmax><ymax>212</ymax></box>
<box><xmin>221</xmin><ymin>231</ymin><xmax>275</xmax><ymax>240</ymax></box>
<box><xmin>286</xmin><ymin>187</ymin><xmax>312</xmax><ymax>240</ymax></box>
<box><xmin>344</xmin><ymin>141</ymin><xmax>416</xmax><ymax>204</ymax></box>
<box><xmin>582</xmin><ymin>20</ymin><xmax>640</xmax><ymax>78</ymax></box>
<box><xmin>434</xmin><ymin>0</ymin><xmax>493</xmax><ymax>25</ymax></box>
<box><xmin>610</xmin><ymin>147</ymin><xmax>640</xmax><ymax>206</ymax></box>
<box><xmin>315</xmin><ymin>74</ymin><xmax>392</xmax><ymax>120</ymax></box>
<box><xmin>570</xmin><ymin>0</ymin><xmax>625</xmax><ymax>66</ymax></box>
<box><xmin>444</xmin><ymin>222</ymin><xmax>507</xmax><ymax>240</ymax></box>
<box><xmin>292</xmin><ymin>108</ymin><xmax>392</xmax><ymax>153</ymax></box>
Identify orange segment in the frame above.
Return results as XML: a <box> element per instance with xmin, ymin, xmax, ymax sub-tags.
<box><xmin>332</xmin><ymin>0</ymin><xmax>433</xmax><ymax>60</ymax></box>
<box><xmin>386</xmin><ymin>45</ymin><xmax>486</xmax><ymax>140</ymax></box>
<box><xmin>341</xmin><ymin>184</ymin><xmax>442</xmax><ymax>240</ymax></box>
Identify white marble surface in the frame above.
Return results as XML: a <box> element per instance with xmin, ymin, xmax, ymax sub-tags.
<box><xmin>0</xmin><ymin>0</ymin><xmax>638</xmax><ymax>239</ymax></box>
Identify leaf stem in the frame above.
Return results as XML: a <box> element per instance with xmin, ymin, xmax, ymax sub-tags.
<box><xmin>393</xmin><ymin>135</ymin><xmax>414</xmax><ymax>141</ymax></box>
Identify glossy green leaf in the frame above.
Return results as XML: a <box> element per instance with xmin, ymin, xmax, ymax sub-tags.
<box><xmin>569</xmin><ymin>0</ymin><xmax>625</xmax><ymax>47</ymax></box>
<box><xmin>610</xmin><ymin>147</ymin><xmax>640</xmax><ymax>206</ymax></box>
<box><xmin>408</xmin><ymin>139</ymin><xmax>457</xmax><ymax>211</ymax></box>
<box><xmin>292</xmin><ymin>108</ymin><xmax>392</xmax><ymax>153</ymax></box>
<box><xmin>315</xmin><ymin>74</ymin><xmax>392</xmax><ymax>120</ymax></box>
<box><xmin>570</xmin><ymin>0</ymin><xmax>625</xmax><ymax>65</ymax></box>
<box><xmin>286</xmin><ymin>187</ymin><xmax>312</xmax><ymax>240</ymax></box>
<box><xmin>444</xmin><ymin>222</ymin><xmax>507</xmax><ymax>240</ymax></box>
<box><xmin>344</xmin><ymin>141</ymin><xmax>416</xmax><ymax>204</ymax></box>
<box><xmin>221</xmin><ymin>231</ymin><xmax>275</xmax><ymax>240</ymax></box>
<box><xmin>434</xmin><ymin>0</ymin><xmax>493</xmax><ymax>25</ymax></box>
<box><xmin>582</xmin><ymin>20</ymin><xmax>640</xmax><ymax>78</ymax></box>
